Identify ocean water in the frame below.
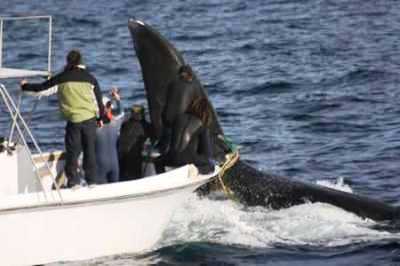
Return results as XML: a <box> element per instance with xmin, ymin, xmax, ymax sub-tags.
<box><xmin>1</xmin><ymin>0</ymin><xmax>400</xmax><ymax>265</ymax></box>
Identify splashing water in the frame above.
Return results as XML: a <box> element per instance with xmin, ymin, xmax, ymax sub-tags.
<box><xmin>160</xmin><ymin>178</ymin><xmax>399</xmax><ymax>250</ymax></box>
<box><xmin>316</xmin><ymin>177</ymin><xmax>353</xmax><ymax>193</ymax></box>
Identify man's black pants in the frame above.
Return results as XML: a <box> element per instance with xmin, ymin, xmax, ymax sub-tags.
<box><xmin>64</xmin><ymin>118</ymin><xmax>98</xmax><ymax>186</ymax></box>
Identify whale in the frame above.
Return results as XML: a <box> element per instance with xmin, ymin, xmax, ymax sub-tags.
<box><xmin>127</xmin><ymin>19</ymin><xmax>400</xmax><ymax>222</ymax></box>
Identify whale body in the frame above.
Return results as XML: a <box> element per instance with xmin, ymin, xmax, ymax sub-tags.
<box><xmin>127</xmin><ymin>19</ymin><xmax>400</xmax><ymax>222</ymax></box>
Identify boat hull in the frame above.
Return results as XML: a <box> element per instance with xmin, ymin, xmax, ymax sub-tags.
<box><xmin>0</xmin><ymin>184</ymin><xmax>196</xmax><ymax>265</ymax></box>
<box><xmin>0</xmin><ymin>163</ymin><xmax>217</xmax><ymax>266</ymax></box>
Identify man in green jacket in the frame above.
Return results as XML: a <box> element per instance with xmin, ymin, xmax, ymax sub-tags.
<box><xmin>21</xmin><ymin>49</ymin><xmax>105</xmax><ymax>188</ymax></box>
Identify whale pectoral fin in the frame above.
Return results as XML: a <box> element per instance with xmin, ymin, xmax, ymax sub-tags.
<box><xmin>128</xmin><ymin>20</ymin><xmax>184</xmax><ymax>138</ymax></box>
<box><xmin>164</xmin><ymin>83</ymin><xmax>192</xmax><ymax>127</ymax></box>
<box><xmin>170</xmin><ymin>115</ymin><xmax>202</xmax><ymax>153</ymax></box>
<box><xmin>128</xmin><ymin>19</ymin><xmax>226</xmax><ymax>161</ymax></box>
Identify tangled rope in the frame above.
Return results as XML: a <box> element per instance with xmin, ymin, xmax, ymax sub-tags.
<box><xmin>216</xmin><ymin>150</ymin><xmax>240</xmax><ymax>198</ymax></box>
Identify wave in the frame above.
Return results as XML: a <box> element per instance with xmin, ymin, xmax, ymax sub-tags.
<box><xmin>298</xmin><ymin>120</ymin><xmax>371</xmax><ymax>134</ymax></box>
<box><xmin>238</xmin><ymin>81</ymin><xmax>296</xmax><ymax>96</ymax></box>
<box><xmin>70</xmin><ymin>17</ymin><xmax>101</xmax><ymax>27</ymax></box>
<box><xmin>174</xmin><ymin>33</ymin><xmax>215</xmax><ymax>42</ymax></box>
<box><xmin>328</xmin><ymin>69</ymin><xmax>395</xmax><ymax>88</ymax></box>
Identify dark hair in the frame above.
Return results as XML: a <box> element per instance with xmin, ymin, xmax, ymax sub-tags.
<box><xmin>179</xmin><ymin>64</ymin><xmax>193</xmax><ymax>81</ymax></box>
<box><xmin>186</xmin><ymin>98</ymin><xmax>212</xmax><ymax>127</ymax></box>
<box><xmin>131</xmin><ymin>104</ymin><xmax>145</xmax><ymax>121</ymax></box>
<box><xmin>131</xmin><ymin>104</ymin><xmax>144</xmax><ymax>114</ymax></box>
<box><xmin>64</xmin><ymin>49</ymin><xmax>82</xmax><ymax>71</ymax></box>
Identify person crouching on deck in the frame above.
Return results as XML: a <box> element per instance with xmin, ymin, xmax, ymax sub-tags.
<box><xmin>21</xmin><ymin>49</ymin><xmax>105</xmax><ymax>188</ymax></box>
<box><xmin>95</xmin><ymin>87</ymin><xmax>125</xmax><ymax>183</ymax></box>
<box><xmin>118</xmin><ymin>104</ymin><xmax>153</xmax><ymax>181</ymax></box>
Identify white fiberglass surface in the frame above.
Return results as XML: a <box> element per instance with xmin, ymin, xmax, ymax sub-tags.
<box><xmin>0</xmin><ymin>165</ymin><xmax>218</xmax><ymax>210</ymax></box>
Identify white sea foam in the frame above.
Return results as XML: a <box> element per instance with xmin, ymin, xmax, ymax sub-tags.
<box><xmin>160</xmin><ymin>179</ymin><xmax>399</xmax><ymax>249</ymax></box>
<box><xmin>316</xmin><ymin>176</ymin><xmax>353</xmax><ymax>193</ymax></box>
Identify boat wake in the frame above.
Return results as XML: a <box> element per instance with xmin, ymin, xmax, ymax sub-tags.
<box><xmin>160</xmin><ymin>178</ymin><xmax>400</xmax><ymax>249</ymax></box>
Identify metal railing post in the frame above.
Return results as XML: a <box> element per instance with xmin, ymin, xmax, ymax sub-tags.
<box><xmin>48</xmin><ymin>16</ymin><xmax>52</xmax><ymax>75</ymax></box>
<box><xmin>0</xmin><ymin>83</ymin><xmax>64</xmax><ymax>203</ymax></box>
<box><xmin>0</xmin><ymin>18</ymin><xmax>3</xmax><ymax>68</ymax></box>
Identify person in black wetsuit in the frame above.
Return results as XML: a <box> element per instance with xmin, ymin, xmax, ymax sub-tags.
<box><xmin>118</xmin><ymin>105</ymin><xmax>152</xmax><ymax>180</ymax></box>
<box><xmin>156</xmin><ymin>97</ymin><xmax>215</xmax><ymax>174</ymax></box>
<box><xmin>157</xmin><ymin>64</ymin><xmax>203</xmax><ymax>154</ymax></box>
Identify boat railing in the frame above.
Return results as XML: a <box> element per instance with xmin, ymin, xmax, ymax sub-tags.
<box><xmin>0</xmin><ymin>83</ymin><xmax>63</xmax><ymax>202</ymax></box>
<box><xmin>0</xmin><ymin>16</ymin><xmax>63</xmax><ymax>202</ymax></box>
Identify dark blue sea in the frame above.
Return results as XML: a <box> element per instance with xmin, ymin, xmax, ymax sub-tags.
<box><xmin>1</xmin><ymin>0</ymin><xmax>400</xmax><ymax>265</ymax></box>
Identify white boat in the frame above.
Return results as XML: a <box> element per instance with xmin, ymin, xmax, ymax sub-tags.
<box><xmin>0</xmin><ymin>148</ymin><xmax>218</xmax><ymax>265</ymax></box>
<box><xmin>0</xmin><ymin>16</ymin><xmax>225</xmax><ymax>265</ymax></box>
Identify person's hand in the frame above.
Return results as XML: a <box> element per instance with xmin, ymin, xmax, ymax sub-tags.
<box><xmin>111</xmin><ymin>87</ymin><xmax>120</xmax><ymax>101</ymax></box>
<box><xmin>97</xmin><ymin>119</ymin><xmax>103</xmax><ymax>128</ymax></box>
<box><xmin>20</xmin><ymin>79</ymin><xmax>28</xmax><ymax>88</ymax></box>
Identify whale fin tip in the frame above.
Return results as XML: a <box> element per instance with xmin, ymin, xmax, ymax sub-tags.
<box><xmin>128</xmin><ymin>18</ymin><xmax>145</xmax><ymax>26</ymax></box>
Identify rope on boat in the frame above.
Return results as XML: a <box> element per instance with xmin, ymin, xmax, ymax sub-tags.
<box><xmin>216</xmin><ymin>150</ymin><xmax>240</xmax><ymax>199</ymax></box>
